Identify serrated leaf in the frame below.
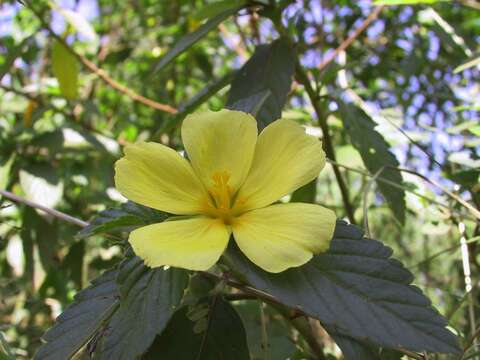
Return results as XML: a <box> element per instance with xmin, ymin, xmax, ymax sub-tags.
<box><xmin>77</xmin><ymin>201</ymin><xmax>167</xmax><ymax>239</ymax></box>
<box><xmin>329</xmin><ymin>332</ymin><xmax>380</xmax><ymax>360</ymax></box>
<box><xmin>329</xmin><ymin>331</ymin><xmax>403</xmax><ymax>360</ymax></box>
<box><xmin>226</xmin><ymin>38</ymin><xmax>295</xmax><ymax>130</ymax></box>
<box><xmin>145</xmin><ymin>298</ymin><xmax>250</xmax><ymax>360</ymax></box>
<box><xmin>36</xmin><ymin>257</ymin><xmax>188</xmax><ymax>360</ymax></box>
<box><xmin>34</xmin><ymin>270</ymin><xmax>119</xmax><ymax>360</ymax></box>
<box><xmin>19</xmin><ymin>164</ymin><xmax>64</xmax><ymax>209</ymax></box>
<box><xmin>51</xmin><ymin>40</ymin><xmax>79</xmax><ymax>99</ymax></box>
<box><xmin>224</xmin><ymin>220</ymin><xmax>460</xmax><ymax>355</ymax></box>
<box><xmin>153</xmin><ymin>6</ymin><xmax>241</xmax><ymax>74</ymax></box>
<box><xmin>96</xmin><ymin>256</ymin><xmax>189</xmax><ymax>360</ymax></box>
<box><xmin>337</xmin><ymin>102</ymin><xmax>405</xmax><ymax>224</ymax></box>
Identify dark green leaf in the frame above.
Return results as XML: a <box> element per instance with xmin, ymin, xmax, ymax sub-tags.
<box><xmin>0</xmin><ymin>37</ymin><xmax>30</xmax><ymax>82</ymax></box>
<box><xmin>290</xmin><ymin>179</ymin><xmax>317</xmax><ymax>203</ymax></box>
<box><xmin>329</xmin><ymin>332</ymin><xmax>380</xmax><ymax>360</ymax></box>
<box><xmin>329</xmin><ymin>331</ymin><xmax>403</xmax><ymax>360</ymax></box>
<box><xmin>145</xmin><ymin>298</ymin><xmax>250</xmax><ymax>360</ymax></box>
<box><xmin>0</xmin><ymin>154</ymin><xmax>14</xmax><ymax>190</ymax></box>
<box><xmin>62</xmin><ymin>240</ymin><xmax>86</xmax><ymax>288</ymax></box>
<box><xmin>77</xmin><ymin>201</ymin><xmax>167</xmax><ymax>239</ymax></box>
<box><xmin>153</xmin><ymin>7</ymin><xmax>241</xmax><ymax>74</ymax></box>
<box><xmin>96</xmin><ymin>256</ymin><xmax>189</xmax><ymax>360</ymax></box>
<box><xmin>157</xmin><ymin>71</ymin><xmax>236</xmax><ymax>136</ymax></box>
<box><xmin>22</xmin><ymin>208</ymin><xmax>59</xmax><ymax>271</ymax></box>
<box><xmin>193</xmin><ymin>0</ymin><xmax>245</xmax><ymax>21</ymax></box>
<box><xmin>34</xmin><ymin>270</ymin><xmax>119</xmax><ymax>360</ymax></box>
<box><xmin>226</xmin><ymin>38</ymin><xmax>296</xmax><ymax>129</ymax></box>
<box><xmin>235</xmin><ymin>300</ymin><xmax>296</xmax><ymax>360</ymax></box>
<box><xmin>337</xmin><ymin>102</ymin><xmax>406</xmax><ymax>224</ymax></box>
<box><xmin>224</xmin><ymin>220</ymin><xmax>460</xmax><ymax>354</ymax></box>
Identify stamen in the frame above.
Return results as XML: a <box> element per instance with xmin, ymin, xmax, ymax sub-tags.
<box><xmin>210</xmin><ymin>171</ymin><xmax>232</xmax><ymax>210</ymax></box>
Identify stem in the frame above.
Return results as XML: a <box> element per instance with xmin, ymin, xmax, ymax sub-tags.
<box><xmin>316</xmin><ymin>6</ymin><xmax>384</xmax><ymax>72</ymax></box>
<box><xmin>259</xmin><ymin>302</ymin><xmax>269</xmax><ymax>360</ymax></box>
<box><xmin>295</xmin><ymin>66</ymin><xmax>356</xmax><ymax>224</ymax></box>
<box><xmin>0</xmin><ymin>189</ymin><xmax>89</xmax><ymax>228</ymax></box>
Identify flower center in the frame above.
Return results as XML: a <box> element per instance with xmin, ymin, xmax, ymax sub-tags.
<box><xmin>205</xmin><ymin>171</ymin><xmax>236</xmax><ymax>224</ymax></box>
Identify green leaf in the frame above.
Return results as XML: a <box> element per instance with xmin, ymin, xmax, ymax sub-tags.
<box><xmin>51</xmin><ymin>40</ymin><xmax>79</xmax><ymax>99</ymax></box>
<box><xmin>0</xmin><ymin>37</ymin><xmax>30</xmax><ymax>82</ymax></box>
<box><xmin>19</xmin><ymin>164</ymin><xmax>64</xmax><ymax>209</ymax></box>
<box><xmin>0</xmin><ymin>154</ymin><xmax>14</xmax><ymax>190</ymax></box>
<box><xmin>153</xmin><ymin>6</ymin><xmax>241</xmax><ymax>74</ymax></box>
<box><xmin>144</xmin><ymin>298</ymin><xmax>250</xmax><ymax>359</ymax></box>
<box><xmin>0</xmin><ymin>332</ymin><xmax>15</xmax><ymax>360</ymax></box>
<box><xmin>157</xmin><ymin>71</ymin><xmax>236</xmax><ymax>135</ymax></box>
<box><xmin>374</xmin><ymin>0</ymin><xmax>449</xmax><ymax>4</ymax></box>
<box><xmin>226</xmin><ymin>38</ymin><xmax>296</xmax><ymax>129</ymax></box>
<box><xmin>235</xmin><ymin>300</ymin><xmax>296</xmax><ymax>360</ymax></box>
<box><xmin>96</xmin><ymin>256</ymin><xmax>189</xmax><ymax>360</ymax></box>
<box><xmin>454</xmin><ymin>55</ymin><xmax>480</xmax><ymax>73</ymax></box>
<box><xmin>76</xmin><ymin>201</ymin><xmax>167</xmax><ymax>239</ymax></box>
<box><xmin>52</xmin><ymin>6</ymin><xmax>98</xmax><ymax>42</ymax></box>
<box><xmin>224</xmin><ymin>220</ymin><xmax>460</xmax><ymax>355</ymax></box>
<box><xmin>337</xmin><ymin>102</ymin><xmax>405</xmax><ymax>224</ymax></box>
<box><xmin>34</xmin><ymin>270</ymin><xmax>119</xmax><ymax>360</ymax></box>
<box><xmin>290</xmin><ymin>179</ymin><xmax>317</xmax><ymax>203</ymax></box>
<box><xmin>193</xmin><ymin>0</ymin><xmax>245</xmax><ymax>21</ymax></box>
<box><xmin>418</xmin><ymin>8</ymin><xmax>472</xmax><ymax>57</ymax></box>
<box><xmin>22</xmin><ymin>207</ymin><xmax>59</xmax><ymax>271</ymax></box>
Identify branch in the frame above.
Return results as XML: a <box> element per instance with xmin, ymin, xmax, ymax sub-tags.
<box><xmin>23</xmin><ymin>1</ymin><xmax>178</xmax><ymax>114</ymax></box>
<box><xmin>317</xmin><ymin>6</ymin><xmax>384</xmax><ymax>72</ymax></box>
<box><xmin>0</xmin><ymin>189</ymin><xmax>89</xmax><ymax>227</ymax></box>
<box><xmin>295</xmin><ymin>66</ymin><xmax>356</xmax><ymax>224</ymax></box>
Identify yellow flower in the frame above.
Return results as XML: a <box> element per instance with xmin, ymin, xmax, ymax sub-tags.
<box><xmin>115</xmin><ymin>109</ymin><xmax>336</xmax><ymax>273</ymax></box>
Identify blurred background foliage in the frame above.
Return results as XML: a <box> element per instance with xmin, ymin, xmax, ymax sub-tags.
<box><xmin>0</xmin><ymin>0</ymin><xmax>479</xmax><ymax>358</ymax></box>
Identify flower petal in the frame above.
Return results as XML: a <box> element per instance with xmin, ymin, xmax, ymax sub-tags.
<box><xmin>231</xmin><ymin>203</ymin><xmax>336</xmax><ymax>273</ymax></box>
<box><xmin>115</xmin><ymin>142</ymin><xmax>210</xmax><ymax>215</ymax></box>
<box><xmin>181</xmin><ymin>109</ymin><xmax>257</xmax><ymax>193</ymax></box>
<box><xmin>235</xmin><ymin>119</ymin><xmax>325</xmax><ymax>211</ymax></box>
<box><xmin>130</xmin><ymin>217</ymin><xmax>231</xmax><ymax>271</ymax></box>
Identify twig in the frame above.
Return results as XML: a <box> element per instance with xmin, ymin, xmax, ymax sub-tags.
<box><xmin>23</xmin><ymin>1</ymin><xmax>178</xmax><ymax>114</ymax></box>
<box><xmin>0</xmin><ymin>189</ymin><xmax>89</xmax><ymax>227</ymax></box>
<box><xmin>328</xmin><ymin>159</ymin><xmax>476</xmax><ymax>221</ymax></box>
<box><xmin>363</xmin><ymin>167</ymin><xmax>385</xmax><ymax>237</ymax></box>
<box><xmin>317</xmin><ymin>6</ymin><xmax>384</xmax><ymax>72</ymax></box>
<box><xmin>295</xmin><ymin>66</ymin><xmax>356</xmax><ymax>224</ymax></box>
<box><xmin>259</xmin><ymin>302</ymin><xmax>269</xmax><ymax>360</ymax></box>
<box><xmin>397</xmin><ymin>167</ymin><xmax>480</xmax><ymax>221</ymax></box>
<box><xmin>412</xmin><ymin>235</ymin><xmax>480</xmax><ymax>269</ymax></box>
